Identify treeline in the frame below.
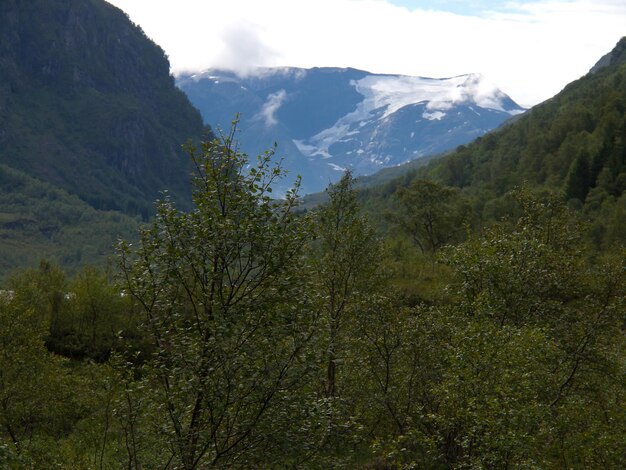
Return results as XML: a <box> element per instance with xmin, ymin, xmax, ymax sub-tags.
<box><xmin>1</xmin><ymin>131</ymin><xmax>624</xmax><ymax>468</ymax></box>
<box><xmin>0</xmin><ymin>164</ymin><xmax>139</xmax><ymax>278</ymax></box>
<box><xmin>358</xmin><ymin>55</ymin><xmax>626</xmax><ymax>253</ymax></box>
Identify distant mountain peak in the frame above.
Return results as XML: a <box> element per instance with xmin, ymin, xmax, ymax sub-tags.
<box><xmin>177</xmin><ymin>66</ymin><xmax>524</xmax><ymax>194</ymax></box>
<box><xmin>349</xmin><ymin>72</ymin><xmax>522</xmax><ymax>119</ymax></box>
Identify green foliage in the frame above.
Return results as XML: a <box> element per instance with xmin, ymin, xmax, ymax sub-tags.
<box><xmin>564</xmin><ymin>152</ymin><xmax>592</xmax><ymax>202</ymax></box>
<box><xmin>399</xmin><ymin>189</ymin><xmax>625</xmax><ymax>468</ymax></box>
<box><xmin>355</xmin><ymin>45</ymin><xmax>626</xmax><ymax>250</ymax></box>
<box><xmin>311</xmin><ymin>171</ymin><xmax>384</xmax><ymax>396</ymax></box>
<box><xmin>1</xmin><ymin>176</ymin><xmax>625</xmax><ymax>469</ymax></box>
<box><xmin>302</xmin><ymin>172</ymin><xmax>388</xmax><ymax>463</ymax></box>
<box><xmin>0</xmin><ymin>0</ymin><xmax>205</xmax><ymax>217</ymax></box>
<box><xmin>0</xmin><ymin>164</ymin><xmax>139</xmax><ymax>281</ymax></box>
<box><xmin>387</xmin><ymin>179</ymin><xmax>469</xmax><ymax>255</ymax></box>
<box><xmin>444</xmin><ymin>189</ymin><xmax>586</xmax><ymax>327</ymax></box>
<box><xmin>0</xmin><ymin>267</ymin><xmax>115</xmax><ymax>468</ymax></box>
<box><xmin>49</xmin><ymin>267</ymin><xmax>135</xmax><ymax>361</ymax></box>
<box><xmin>118</xmin><ymin>123</ymin><xmax>317</xmax><ymax>468</ymax></box>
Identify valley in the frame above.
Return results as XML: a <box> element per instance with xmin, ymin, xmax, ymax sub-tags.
<box><xmin>0</xmin><ymin>0</ymin><xmax>624</xmax><ymax>467</ymax></box>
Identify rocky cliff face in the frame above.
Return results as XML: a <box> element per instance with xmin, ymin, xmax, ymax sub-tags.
<box><xmin>0</xmin><ymin>0</ymin><xmax>206</xmax><ymax>216</ymax></box>
<box><xmin>590</xmin><ymin>36</ymin><xmax>626</xmax><ymax>73</ymax></box>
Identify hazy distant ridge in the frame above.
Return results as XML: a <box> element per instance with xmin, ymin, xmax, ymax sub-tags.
<box><xmin>177</xmin><ymin>67</ymin><xmax>525</xmax><ymax>194</ymax></box>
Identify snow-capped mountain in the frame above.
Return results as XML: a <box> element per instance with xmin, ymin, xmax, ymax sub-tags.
<box><xmin>176</xmin><ymin>67</ymin><xmax>524</xmax><ymax>194</ymax></box>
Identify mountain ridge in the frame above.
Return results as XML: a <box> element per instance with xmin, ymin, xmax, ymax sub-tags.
<box><xmin>177</xmin><ymin>66</ymin><xmax>524</xmax><ymax>194</ymax></box>
<box><xmin>356</xmin><ymin>36</ymin><xmax>626</xmax><ymax>249</ymax></box>
<box><xmin>0</xmin><ymin>0</ymin><xmax>207</xmax><ymax>217</ymax></box>
<box><xmin>0</xmin><ymin>0</ymin><xmax>209</xmax><ymax>277</ymax></box>
<box><xmin>590</xmin><ymin>36</ymin><xmax>626</xmax><ymax>73</ymax></box>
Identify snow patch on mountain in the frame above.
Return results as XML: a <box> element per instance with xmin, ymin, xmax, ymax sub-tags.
<box><xmin>328</xmin><ymin>163</ymin><xmax>347</xmax><ymax>172</ymax></box>
<box><xmin>354</xmin><ymin>73</ymin><xmax>516</xmax><ymax>117</ymax></box>
<box><xmin>300</xmin><ymin>73</ymin><xmax>520</xmax><ymax>161</ymax></box>
<box><xmin>423</xmin><ymin>110</ymin><xmax>446</xmax><ymax>120</ymax></box>
<box><xmin>293</xmin><ymin>139</ymin><xmax>332</xmax><ymax>159</ymax></box>
<box><xmin>255</xmin><ymin>89</ymin><xmax>287</xmax><ymax>127</ymax></box>
<box><xmin>176</xmin><ymin>66</ymin><xmax>526</xmax><ymax>195</ymax></box>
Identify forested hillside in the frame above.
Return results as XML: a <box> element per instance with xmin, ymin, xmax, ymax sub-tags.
<box><xmin>0</xmin><ymin>0</ymin><xmax>207</xmax><ymax>215</ymax></box>
<box><xmin>0</xmin><ymin>4</ymin><xmax>624</xmax><ymax>466</ymax></box>
<box><xmin>363</xmin><ymin>37</ymin><xmax>626</xmax><ymax>249</ymax></box>
<box><xmin>0</xmin><ymin>163</ymin><xmax>139</xmax><ymax>276</ymax></box>
<box><xmin>1</xmin><ymin>129</ymin><xmax>623</xmax><ymax>468</ymax></box>
<box><xmin>0</xmin><ymin>0</ymin><xmax>209</xmax><ymax>276</ymax></box>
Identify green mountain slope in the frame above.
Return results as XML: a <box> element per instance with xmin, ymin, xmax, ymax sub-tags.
<box><xmin>0</xmin><ymin>164</ymin><xmax>139</xmax><ymax>279</ymax></box>
<box><xmin>0</xmin><ymin>0</ymin><xmax>206</xmax><ymax>217</ymax></box>
<box><xmin>590</xmin><ymin>35</ymin><xmax>626</xmax><ymax>72</ymax></box>
<box><xmin>0</xmin><ymin>0</ymin><xmax>210</xmax><ymax>277</ymax></box>
<box><xmin>363</xmin><ymin>37</ymin><xmax>626</xmax><ymax>248</ymax></box>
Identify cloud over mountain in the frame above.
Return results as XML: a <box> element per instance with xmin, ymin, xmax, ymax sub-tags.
<box><xmin>177</xmin><ymin>67</ymin><xmax>524</xmax><ymax>194</ymax></box>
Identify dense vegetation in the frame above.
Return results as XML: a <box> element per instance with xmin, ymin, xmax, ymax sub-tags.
<box><xmin>0</xmin><ymin>0</ymin><xmax>206</xmax><ymax>215</ymax></box>
<box><xmin>1</xmin><ymin>1</ymin><xmax>624</xmax><ymax>464</ymax></box>
<box><xmin>0</xmin><ymin>163</ymin><xmax>139</xmax><ymax>280</ymax></box>
<box><xmin>0</xmin><ymin>0</ymin><xmax>208</xmax><ymax>276</ymax></box>
<box><xmin>1</xmin><ymin>126</ymin><xmax>623</xmax><ymax>468</ymax></box>
<box><xmin>358</xmin><ymin>38</ymin><xmax>626</xmax><ymax>252</ymax></box>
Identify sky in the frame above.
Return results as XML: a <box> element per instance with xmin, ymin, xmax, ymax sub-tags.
<box><xmin>106</xmin><ymin>0</ymin><xmax>626</xmax><ymax>107</ymax></box>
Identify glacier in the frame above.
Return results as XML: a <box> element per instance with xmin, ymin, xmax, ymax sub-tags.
<box><xmin>176</xmin><ymin>67</ymin><xmax>525</xmax><ymax>194</ymax></box>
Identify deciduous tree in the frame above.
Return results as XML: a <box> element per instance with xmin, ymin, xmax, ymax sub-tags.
<box><xmin>119</xmin><ymin>124</ymin><xmax>316</xmax><ymax>468</ymax></box>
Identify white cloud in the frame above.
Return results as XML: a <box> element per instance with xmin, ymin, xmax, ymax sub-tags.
<box><xmin>256</xmin><ymin>90</ymin><xmax>288</xmax><ymax>127</ymax></box>
<box><xmin>106</xmin><ymin>0</ymin><xmax>626</xmax><ymax>106</ymax></box>
<box><xmin>212</xmin><ymin>21</ymin><xmax>277</xmax><ymax>74</ymax></box>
